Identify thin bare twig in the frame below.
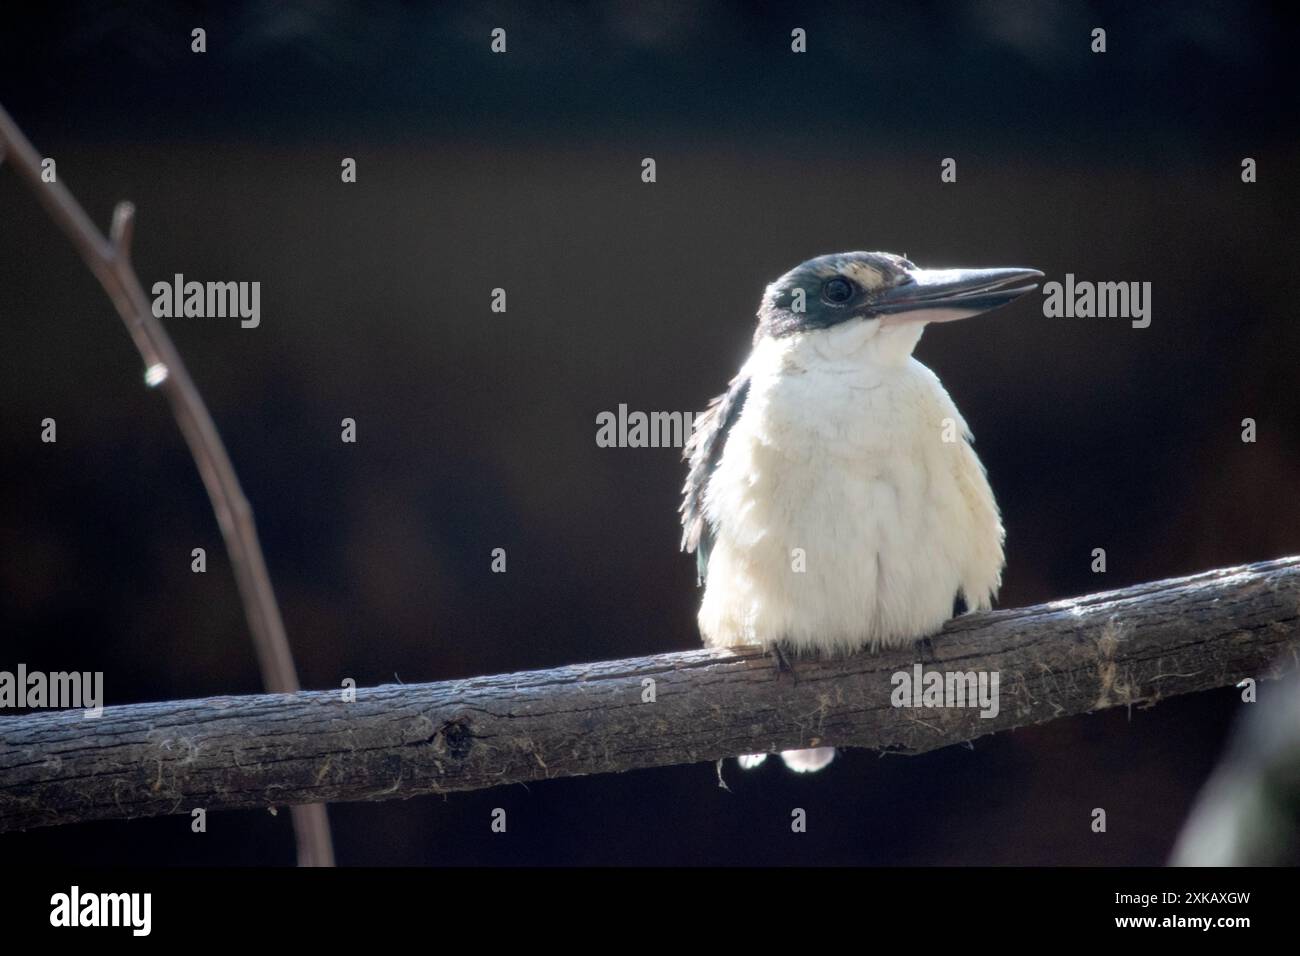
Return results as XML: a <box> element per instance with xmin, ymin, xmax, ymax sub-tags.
<box><xmin>0</xmin><ymin>102</ymin><xmax>333</xmax><ymax>865</ymax></box>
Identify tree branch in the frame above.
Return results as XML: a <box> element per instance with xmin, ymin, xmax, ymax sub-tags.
<box><xmin>0</xmin><ymin>102</ymin><xmax>333</xmax><ymax>864</ymax></box>
<box><xmin>2</xmin><ymin>557</ymin><xmax>1297</xmax><ymax>834</ymax></box>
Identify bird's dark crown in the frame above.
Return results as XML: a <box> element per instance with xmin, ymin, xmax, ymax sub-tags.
<box><xmin>756</xmin><ymin>251</ymin><xmax>914</xmax><ymax>339</ymax></box>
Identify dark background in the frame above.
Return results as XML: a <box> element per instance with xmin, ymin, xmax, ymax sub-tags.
<box><xmin>1</xmin><ymin>0</ymin><xmax>1297</xmax><ymax>865</ymax></box>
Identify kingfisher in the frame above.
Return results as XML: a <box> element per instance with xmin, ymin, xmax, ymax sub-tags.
<box><xmin>680</xmin><ymin>251</ymin><xmax>1042</xmax><ymax>772</ymax></box>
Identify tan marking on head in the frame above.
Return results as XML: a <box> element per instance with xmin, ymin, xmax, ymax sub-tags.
<box><xmin>840</xmin><ymin>260</ymin><xmax>888</xmax><ymax>291</ymax></box>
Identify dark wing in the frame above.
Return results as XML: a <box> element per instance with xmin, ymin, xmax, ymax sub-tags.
<box><xmin>680</xmin><ymin>373</ymin><xmax>751</xmax><ymax>583</ymax></box>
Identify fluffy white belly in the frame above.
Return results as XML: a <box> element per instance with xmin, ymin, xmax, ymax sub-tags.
<box><xmin>698</xmin><ymin>338</ymin><xmax>1004</xmax><ymax>654</ymax></box>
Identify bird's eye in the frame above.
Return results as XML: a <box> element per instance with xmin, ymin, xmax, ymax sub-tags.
<box><xmin>822</xmin><ymin>277</ymin><xmax>854</xmax><ymax>304</ymax></box>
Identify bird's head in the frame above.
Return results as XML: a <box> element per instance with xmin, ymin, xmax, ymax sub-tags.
<box><xmin>756</xmin><ymin>251</ymin><xmax>1042</xmax><ymax>356</ymax></box>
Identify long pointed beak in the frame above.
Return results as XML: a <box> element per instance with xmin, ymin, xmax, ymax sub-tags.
<box><xmin>875</xmin><ymin>266</ymin><xmax>1043</xmax><ymax>325</ymax></box>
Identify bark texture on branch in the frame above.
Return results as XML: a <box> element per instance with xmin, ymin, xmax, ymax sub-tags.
<box><xmin>2</xmin><ymin>558</ymin><xmax>1298</xmax><ymax>833</ymax></box>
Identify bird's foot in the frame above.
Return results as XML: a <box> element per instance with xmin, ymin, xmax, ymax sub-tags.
<box><xmin>916</xmin><ymin>636</ymin><xmax>936</xmax><ymax>664</ymax></box>
<box><xmin>769</xmin><ymin>642</ymin><xmax>795</xmax><ymax>679</ymax></box>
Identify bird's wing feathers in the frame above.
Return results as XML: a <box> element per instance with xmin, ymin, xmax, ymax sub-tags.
<box><xmin>680</xmin><ymin>373</ymin><xmax>751</xmax><ymax>582</ymax></box>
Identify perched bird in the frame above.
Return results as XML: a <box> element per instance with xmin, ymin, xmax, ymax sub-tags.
<box><xmin>681</xmin><ymin>251</ymin><xmax>1041</xmax><ymax>772</ymax></box>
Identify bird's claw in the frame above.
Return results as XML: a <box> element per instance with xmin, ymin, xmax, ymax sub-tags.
<box><xmin>770</xmin><ymin>643</ymin><xmax>795</xmax><ymax>679</ymax></box>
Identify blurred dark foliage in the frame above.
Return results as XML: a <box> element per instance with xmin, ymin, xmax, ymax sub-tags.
<box><xmin>1</xmin><ymin>0</ymin><xmax>1297</xmax><ymax>864</ymax></box>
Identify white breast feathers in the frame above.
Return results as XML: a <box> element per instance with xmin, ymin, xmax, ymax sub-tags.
<box><xmin>697</xmin><ymin>325</ymin><xmax>1004</xmax><ymax>655</ymax></box>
